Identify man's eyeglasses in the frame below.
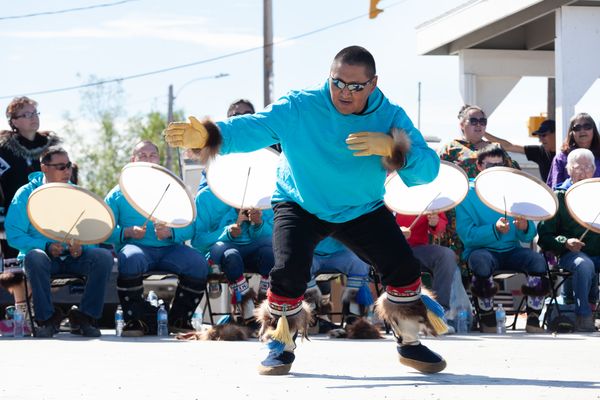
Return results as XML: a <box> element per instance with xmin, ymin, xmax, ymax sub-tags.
<box><xmin>43</xmin><ymin>161</ymin><xmax>72</xmax><ymax>171</ymax></box>
<box><xmin>330</xmin><ymin>76</ymin><xmax>373</xmax><ymax>92</ymax></box>
<box><xmin>572</xmin><ymin>123</ymin><xmax>593</xmax><ymax>132</ymax></box>
<box><xmin>13</xmin><ymin>111</ymin><xmax>40</xmax><ymax>120</ymax></box>
<box><xmin>483</xmin><ymin>161</ymin><xmax>505</xmax><ymax>169</ymax></box>
<box><xmin>467</xmin><ymin>117</ymin><xmax>487</xmax><ymax>126</ymax></box>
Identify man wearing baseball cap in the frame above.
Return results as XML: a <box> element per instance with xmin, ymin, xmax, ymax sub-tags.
<box><xmin>484</xmin><ymin>119</ymin><xmax>556</xmax><ymax>183</ymax></box>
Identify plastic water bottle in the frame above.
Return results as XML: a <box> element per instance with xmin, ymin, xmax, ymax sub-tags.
<box><xmin>457</xmin><ymin>307</ymin><xmax>469</xmax><ymax>334</ymax></box>
<box><xmin>496</xmin><ymin>304</ymin><xmax>507</xmax><ymax>334</ymax></box>
<box><xmin>157</xmin><ymin>304</ymin><xmax>168</xmax><ymax>336</ymax></box>
<box><xmin>191</xmin><ymin>310</ymin><xmax>203</xmax><ymax>331</ymax></box>
<box><xmin>13</xmin><ymin>307</ymin><xmax>25</xmax><ymax>338</ymax></box>
<box><xmin>114</xmin><ymin>305</ymin><xmax>124</xmax><ymax>337</ymax></box>
<box><xmin>147</xmin><ymin>290</ymin><xmax>159</xmax><ymax>308</ymax></box>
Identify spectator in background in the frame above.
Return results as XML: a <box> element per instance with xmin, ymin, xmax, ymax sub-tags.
<box><xmin>547</xmin><ymin>113</ymin><xmax>600</xmax><ymax>189</ymax></box>
<box><xmin>395</xmin><ymin>212</ymin><xmax>461</xmax><ymax>313</ymax></box>
<box><xmin>538</xmin><ymin>148</ymin><xmax>599</xmax><ymax>332</ymax></box>
<box><xmin>484</xmin><ymin>119</ymin><xmax>556</xmax><ymax>183</ymax></box>
<box><xmin>0</xmin><ymin>97</ymin><xmax>60</xmax><ymax>259</ymax></box>
<box><xmin>456</xmin><ymin>144</ymin><xmax>548</xmax><ymax>334</ymax></box>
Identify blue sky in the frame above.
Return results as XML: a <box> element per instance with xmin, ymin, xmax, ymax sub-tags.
<box><xmin>3</xmin><ymin>0</ymin><xmax>598</xmax><ymax>156</ymax></box>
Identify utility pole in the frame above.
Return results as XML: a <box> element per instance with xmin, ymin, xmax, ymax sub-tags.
<box><xmin>263</xmin><ymin>0</ymin><xmax>273</xmax><ymax>107</ymax></box>
<box><xmin>166</xmin><ymin>84</ymin><xmax>174</xmax><ymax>172</ymax></box>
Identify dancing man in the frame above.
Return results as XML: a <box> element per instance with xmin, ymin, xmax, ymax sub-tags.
<box><xmin>165</xmin><ymin>46</ymin><xmax>446</xmax><ymax>375</ymax></box>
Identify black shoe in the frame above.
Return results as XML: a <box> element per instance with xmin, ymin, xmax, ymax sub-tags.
<box><xmin>397</xmin><ymin>343</ymin><xmax>446</xmax><ymax>373</ymax></box>
<box><xmin>34</xmin><ymin>308</ymin><xmax>64</xmax><ymax>338</ymax></box>
<box><xmin>122</xmin><ymin>319</ymin><xmax>147</xmax><ymax>337</ymax></box>
<box><xmin>68</xmin><ymin>309</ymin><xmax>101</xmax><ymax>337</ymax></box>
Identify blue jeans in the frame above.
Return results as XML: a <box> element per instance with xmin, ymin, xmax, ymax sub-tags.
<box><xmin>310</xmin><ymin>248</ymin><xmax>370</xmax><ymax>278</ymax></box>
<box><xmin>468</xmin><ymin>247</ymin><xmax>547</xmax><ymax>277</ymax></box>
<box><xmin>24</xmin><ymin>248</ymin><xmax>113</xmax><ymax>321</ymax></box>
<box><xmin>412</xmin><ymin>244</ymin><xmax>460</xmax><ymax>310</ymax></box>
<box><xmin>559</xmin><ymin>251</ymin><xmax>600</xmax><ymax>317</ymax></box>
<box><xmin>209</xmin><ymin>236</ymin><xmax>274</xmax><ymax>282</ymax></box>
<box><xmin>118</xmin><ymin>244</ymin><xmax>208</xmax><ymax>280</ymax></box>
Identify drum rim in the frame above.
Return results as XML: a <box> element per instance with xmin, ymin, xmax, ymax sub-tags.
<box><xmin>119</xmin><ymin>162</ymin><xmax>196</xmax><ymax>227</ymax></box>
<box><xmin>205</xmin><ymin>147</ymin><xmax>279</xmax><ymax>210</ymax></box>
<box><xmin>474</xmin><ymin>166</ymin><xmax>558</xmax><ymax>221</ymax></box>
<box><xmin>27</xmin><ymin>182</ymin><xmax>116</xmax><ymax>244</ymax></box>
<box><xmin>565</xmin><ymin>177</ymin><xmax>600</xmax><ymax>234</ymax></box>
<box><xmin>384</xmin><ymin>160</ymin><xmax>469</xmax><ymax>215</ymax></box>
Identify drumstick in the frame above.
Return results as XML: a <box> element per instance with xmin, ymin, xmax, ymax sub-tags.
<box><xmin>239</xmin><ymin>167</ymin><xmax>253</xmax><ymax>225</ymax></box>
<box><xmin>579</xmin><ymin>209</ymin><xmax>600</xmax><ymax>241</ymax></box>
<box><xmin>503</xmin><ymin>196</ymin><xmax>507</xmax><ymax>220</ymax></box>
<box><xmin>407</xmin><ymin>192</ymin><xmax>441</xmax><ymax>231</ymax></box>
<box><xmin>142</xmin><ymin>183</ymin><xmax>171</xmax><ymax>229</ymax></box>
<box><xmin>63</xmin><ymin>209</ymin><xmax>85</xmax><ymax>243</ymax></box>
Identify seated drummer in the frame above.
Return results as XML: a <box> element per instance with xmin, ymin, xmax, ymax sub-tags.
<box><xmin>304</xmin><ymin>237</ymin><xmax>373</xmax><ymax>330</ymax></box>
<box><xmin>5</xmin><ymin>146</ymin><xmax>113</xmax><ymax>338</ymax></box>
<box><xmin>456</xmin><ymin>144</ymin><xmax>548</xmax><ymax>334</ymax></box>
<box><xmin>192</xmin><ymin>184</ymin><xmax>274</xmax><ymax>325</ymax></box>
<box><xmin>105</xmin><ymin>140</ymin><xmax>208</xmax><ymax>336</ymax></box>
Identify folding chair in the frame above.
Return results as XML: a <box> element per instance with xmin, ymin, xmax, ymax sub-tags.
<box><xmin>541</xmin><ymin>251</ymin><xmax>573</xmax><ymax>328</ymax></box>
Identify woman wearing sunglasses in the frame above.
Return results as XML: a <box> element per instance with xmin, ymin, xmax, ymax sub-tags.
<box><xmin>438</xmin><ymin>105</ymin><xmax>520</xmax><ymax>179</ymax></box>
<box><xmin>0</xmin><ymin>97</ymin><xmax>60</xmax><ymax>259</ymax></box>
<box><xmin>546</xmin><ymin>112</ymin><xmax>600</xmax><ymax>189</ymax></box>
<box><xmin>437</xmin><ymin>105</ymin><xmax>519</xmax><ymax>264</ymax></box>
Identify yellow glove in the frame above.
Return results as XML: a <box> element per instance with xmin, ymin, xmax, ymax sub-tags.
<box><xmin>164</xmin><ymin>116</ymin><xmax>209</xmax><ymax>149</ymax></box>
<box><xmin>345</xmin><ymin>132</ymin><xmax>393</xmax><ymax>157</ymax></box>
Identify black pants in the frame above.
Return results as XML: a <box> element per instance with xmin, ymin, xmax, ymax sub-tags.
<box><xmin>270</xmin><ymin>202</ymin><xmax>422</xmax><ymax>299</ymax></box>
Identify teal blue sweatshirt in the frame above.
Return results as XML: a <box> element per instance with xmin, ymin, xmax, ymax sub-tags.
<box><xmin>192</xmin><ymin>186</ymin><xmax>274</xmax><ymax>255</ymax></box>
<box><xmin>456</xmin><ymin>180</ymin><xmax>537</xmax><ymax>261</ymax></box>
<box><xmin>215</xmin><ymin>80</ymin><xmax>439</xmax><ymax>223</ymax></box>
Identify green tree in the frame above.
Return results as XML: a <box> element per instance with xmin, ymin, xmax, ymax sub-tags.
<box><xmin>62</xmin><ymin>77</ymin><xmax>132</xmax><ymax>196</ymax></box>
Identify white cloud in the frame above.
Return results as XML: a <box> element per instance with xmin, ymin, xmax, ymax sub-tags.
<box><xmin>1</xmin><ymin>16</ymin><xmax>263</xmax><ymax>49</ymax></box>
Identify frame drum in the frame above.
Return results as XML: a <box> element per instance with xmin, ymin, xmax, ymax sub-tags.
<box><xmin>206</xmin><ymin>147</ymin><xmax>280</xmax><ymax>210</ymax></box>
<box><xmin>27</xmin><ymin>183</ymin><xmax>115</xmax><ymax>244</ymax></box>
<box><xmin>475</xmin><ymin>167</ymin><xmax>558</xmax><ymax>221</ymax></box>
<box><xmin>119</xmin><ymin>162</ymin><xmax>196</xmax><ymax>227</ymax></box>
<box><xmin>565</xmin><ymin>177</ymin><xmax>600</xmax><ymax>234</ymax></box>
<box><xmin>384</xmin><ymin>160</ymin><xmax>469</xmax><ymax>215</ymax></box>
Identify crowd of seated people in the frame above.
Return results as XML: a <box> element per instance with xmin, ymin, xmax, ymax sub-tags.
<box><xmin>0</xmin><ymin>96</ymin><xmax>597</xmax><ymax>339</ymax></box>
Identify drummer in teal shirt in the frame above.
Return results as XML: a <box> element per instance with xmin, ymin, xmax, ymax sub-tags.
<box><xmin>193</xmin><ymin>185</ymin><xmax>274</xmax><ymax>323</ymax></box>
<box><xmin>165</xmin><ymin>46</ymin><xmax>445</xmax><ymax>375</ymax></box>
<box><xmin>456</xmin><ymin>144</ymin><xmax>548</xmax><ymax>334</ymax></box>
<box><xmin>105</xmin><ymin>140</ymin><xmax>208</xmax><ymax>337</ymax></box>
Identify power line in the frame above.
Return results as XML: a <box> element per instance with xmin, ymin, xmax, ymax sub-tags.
<box><xmin>0</xmin><ymin>0</ymin><xmax>140</xmax><ymax>21</ymax></box>
<box><xmin>0</xmin><ymin>0</ymin><xmax>408</xmax><ymax>99</ymax></box>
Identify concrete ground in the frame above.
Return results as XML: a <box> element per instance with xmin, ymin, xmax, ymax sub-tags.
<box><xmin>2</xmin><ymin>327</ymin><xmax>599</xmax><ymax>400</ymax></box>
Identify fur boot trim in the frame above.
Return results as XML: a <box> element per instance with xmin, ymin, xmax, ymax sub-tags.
<box><xmin>375</xmin><ymin>292</ymin><xmax>438</xmax><ymax>337</ymax></box>
<box><xmin>470</xmin><ymin>276</ymin><xmax>499</xmax><ymax>299</ymax></box>
<box><xmin>382</xmin><ymin>128</ymin><xmax>411</xmax><ymax>171</ymax></box>
<box><xmin>329</xmin><ymin>318</ymin><xmax>383</xmax><ymax>339</ymax></box>
<box><xmin>176</xmin><ymin>324</ymin><xmax>251</xmax><ymax>341</ymax></box>
<box><xmin>189</xmin><ymin>119</ymin><xmax>222</xmax><ymax>164</ymax></box>
<box><xmin>254</xmin><ymin>299</ymin><xmax>312</xmax><ymax>342</ymax></box>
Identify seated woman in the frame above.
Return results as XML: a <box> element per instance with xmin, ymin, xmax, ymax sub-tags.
<box><xmin>546</xmin><ymin>112</ymin><xmax>600</xmax><ymax>189</ymax></box>
<box><xmin>538</xmin><ymin>148</ymin><xmax>600</xmax><ymax>332</ymax></box>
